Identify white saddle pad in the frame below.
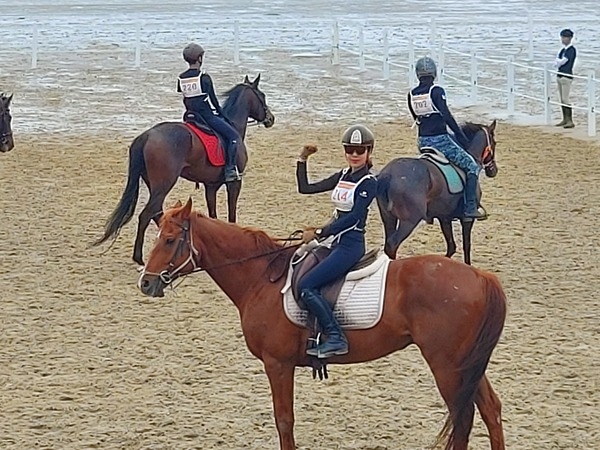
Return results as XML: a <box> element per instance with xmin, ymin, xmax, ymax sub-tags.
<box><xmin>281</xmin><ymin>254</ymin><xmax>391</xmax><ymax>330</ymax></box>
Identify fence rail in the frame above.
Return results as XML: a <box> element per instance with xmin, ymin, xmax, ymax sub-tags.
<box><xmin>1</xmin><ymin>18</ymin><xmax>598</xmax><ymax>136</ymax></box>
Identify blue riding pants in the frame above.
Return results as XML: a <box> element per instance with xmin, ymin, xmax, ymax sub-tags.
<box><xmin>418</xmin><ymin>134</ymin><xmax>480</xmax><ymax>176</ymax></box>
<box><xmin>203</xmin><ymin>114</ymin><xmax>240</xmax><ymax>147</ymax></box>
<box><xmin>298</xmin><ymin>233</ymin><xmax>365</xmax><ymax>293</ymax></box>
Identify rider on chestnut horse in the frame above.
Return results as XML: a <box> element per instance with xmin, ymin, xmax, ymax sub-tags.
<box><xmin>408</xmin><ymin>56</ymin><xmax>486</xmax><ymax>220</ymax></box>
<box><xmin>296</xmin><ymin>125</ymin><xmax>378</xmax><ymax>359</ymax></box>
<box><xmin>177</xmin><ymin>43</ymin><xmax>241</xmax><ymax>182</ymax></box>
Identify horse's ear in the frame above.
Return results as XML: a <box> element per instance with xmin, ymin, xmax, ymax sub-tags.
<box><xmin>489</xmin><ymin>120</ymin><xmax>497</xmax><ymax>133</ymax></box>
<box><xmin>7</xmin><ymin>93</ymin><xmax>13</xmax><ymax>104</ymax></box>
<box><xmin>243</xmin><ymin>75</ymin><xmax>251</xmax><ymax>84</ymax></box>
<box><xmin>252</xmin><ymin>73</ymin><xmax>261</xmax><ymax>88</ymax></box>
<box><xmin>172</xmin><ymin>199</ymin><xmax>183</xmax><ymax>208</ymax></box>
<box><xmin>180</xmin><ymin>196</ymin><xmax>193</xmax><ymax>219</ymax></box>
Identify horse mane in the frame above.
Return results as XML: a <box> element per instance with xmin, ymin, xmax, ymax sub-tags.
<box><xmin>460</xmin><ymin>122</ymin><xmax>486</xmax><ymax>144</ymax></box>
<box><xmin>222</xmin><ymin>83</ymin><xmax>249</xmax><ymax>117</ymax></box>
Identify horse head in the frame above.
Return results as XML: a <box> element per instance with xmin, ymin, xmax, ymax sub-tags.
<box><xmin>138</xmin><ymin>198</ymin><xmax>200</xmax><ymax>297</ymax></box>
<box><xmin>223</xmin><ymin>75</ymin><xmax>275</xmax><ymax>137</ymax></box>
<box><xmin>462</xmin><ymin>120</ymin><xmax>497</xmax><ymax>178</ymax></box>
<box><xmin>0</xmin><ymin>93</ymin><xmax>14</xmax><ymax>153</ymax></box>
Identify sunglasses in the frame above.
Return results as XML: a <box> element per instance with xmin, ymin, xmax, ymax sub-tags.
<box><xmin>344</xmin><ymin>146</ymin><xmax>369</xmax><ymax>155</ymax></box>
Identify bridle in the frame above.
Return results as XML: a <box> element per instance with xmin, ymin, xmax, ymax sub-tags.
<box><xmin>0</xmin><ymin>108</ymin><xmax>12</xmax><ymax>143</ymax></box>
<box><xmin>141</xmin><ymin>219</ymin><xmax>201</xmax><ymax>285</ymax></box>
<box><xmin>246</xmin><ymin>85</ymin><xmax>272</xmax><ymax>127</ymax></box>
<box><xmin>140</xmin><ymin>220</ymin><xmax>301</xmax><ymax>286</ymax></box>
<box><xmin>480</xmin><ymin>127</ymin><xmax>496</xmax><ymax>170</ymax></box>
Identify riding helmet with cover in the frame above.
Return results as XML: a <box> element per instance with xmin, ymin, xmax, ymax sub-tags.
<box><xmin>341</xmin><ymin>124</ymin><xmax>375</xmax><ymax>151</ymax></box>
<box><xmin>415</xmin><ymin>56</ymin><xmax>437</xmax><ymax>80</ymax></box>
<box><xmin>183</xmin><ymin>43</ymin><xmax>205</xmax><ymax>64</ymax></box>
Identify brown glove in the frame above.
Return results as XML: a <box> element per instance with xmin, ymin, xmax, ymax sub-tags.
<box><xmin>299</xmin><ymin>145</ymin><xmax>318</xmax><ymax>161</ymax></box>
<box><xmin>301</xmin><ymin>227</ymin><xmax>317</xmax><ymax>243</ymax></box>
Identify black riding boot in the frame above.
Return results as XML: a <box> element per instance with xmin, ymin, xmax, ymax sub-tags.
<box><xmin>301</xmin><ymin>289</ymin><xmax>348</xmax><ymax>358</ymax></box>
<box><xmin>224</xmin><ymin>139</ymin><xmax>241</xmax><ymax>183</ymax></box>
<box><xmin>555</xmin><ymin>106</ymin><xmax>567</xmax><ymax>127</ymax></box>
<box><xmin>463</xmin><ymin>174</ymin><xmax>486</xmax><ymax>220</ymax></box>
<box><xmin>563</xmin><ymin>107</ymin><xmax>575</xmax><ymax>129</ymax></box>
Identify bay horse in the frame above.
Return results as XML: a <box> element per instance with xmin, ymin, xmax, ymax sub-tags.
<box><xmin>93</xmin><ymin>75</ymin><xmax>274</xmax><ymax>265</ymax></box>
<box><xmin>0</xmin><ymin>93</ymin><xmax>14</xmax><ymax>153</ymax></box>
<box><xmin>138</xmin><ymin>198</ymin><xmax>507</xmax><ymax>450</ymax></box>
<box><xmin>377</xmin><ymin>121</ymin><xmax>498</xmax><ymax>265</ymax></box>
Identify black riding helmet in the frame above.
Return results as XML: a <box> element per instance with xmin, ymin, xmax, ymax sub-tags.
<box><xmin>560</xmin><ymin>29</ymin><xmax>574</xmax><ymax>38</ymax></box>
<box><xmin>183</xmin><ymin>43</ymin><xmax>205</xmax><ymax>64</ymax></box>
<box><xmin>341</xmin><ymin>125</ymin><xmax>375</xmax><ymax>152</ymax></box>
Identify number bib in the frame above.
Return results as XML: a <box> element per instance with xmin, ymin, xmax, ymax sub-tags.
<box><xmin>411</xmin><ymin>86</ymin><xmax>441</xmax><ymax>117</ymax></box>
<box><xmin>179</xmin><ymin>75</ymin><xmax>204</xmax><ymax>98</ymax></box>
<box><xmin>331</xmin><ymin>173</ymin><xmax>374</xmax><ymax>213</ymax></box>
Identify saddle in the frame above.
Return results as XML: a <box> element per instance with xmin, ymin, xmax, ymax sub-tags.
<box><xmin>183</xmin><ymin>112</ymin><xmax>226</xmax><ymax>168</ymax></box>
<box><xmin>418</xmin><ymin>146</ymin><xmax>466</xmax><ymax>195</ymax></box>
<box><xmin>290</xmin><ymin>243</ymin><xmax>380</xmax><ymax>310</ymax></box>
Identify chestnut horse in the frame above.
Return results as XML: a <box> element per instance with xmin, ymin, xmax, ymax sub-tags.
<box><xmin>377</xmin><ymin>121</ymin><xmax>498</xmax><ymax>265</ymax></box>
<box><xmin>138</xmin><ymin>198</ymin><xmax>507</xmax><ymax>450</ymax></box>
<box><xmin>93</xmin><ymin>75</ymin><xmax>274</xmax><ymax>265</ymax></box>
<box><xmin>0</xmin><ymin>93</ymin><xmax>14</xmax><ymax>153</ymax></box>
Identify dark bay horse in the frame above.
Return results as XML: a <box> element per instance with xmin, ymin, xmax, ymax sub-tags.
<box><xmin>138</xmin><ymin>198</ymin><xmax>507</xmax><ymax>450</ymax></box>
<box><xmin>377</xmin><ymin>121</ymin><xmax>498</xmax><ymax>265</ymax></box>
<box><xmin>0</xmin><ymin>93</ymin><xmax>14</xmax><ymax>153</ymax></box>
<box><xmin>93</xmin><ymin>75</ymin><xmax>274</xmax><ymax>265</ymax></box>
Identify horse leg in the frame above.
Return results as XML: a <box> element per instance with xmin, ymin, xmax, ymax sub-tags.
<box><xmin>428</xmin><ymin>364</ymin><xmax>475</xmax><ymax>450</ymax></box>
<box><xmin>384</xmin><ymin>217</ymin><xmax>421</xmax><ymax>260</ymax></box>
<box><xmin>204</xmin><ymin>183</ymin><xmax>220</xmax><ymax>219</ymax></box>
<box><xmin>264</xmin><ymin>359</ymin><xmax>296</xmax><ymax>450</ymax></box>
<box><xmin>439</xmin><ymin>219</ymin><xmax>457</xmax><ymax>258</ymax></box>
<box><xmin>377</xmin><ymin>199</ymin><xmax>399</xmax><ymax>254</ymax></box>
<box><xmin>460</xmin><ymin>219</ymin><xmax>475</xmax><ymax>265</ymax></box>
<box><xmin>475</xmin><ymin>375</ymin><xmax>505</xmax><ymax>450</ymax></box>
<box><xmin>133</xmin><ymin>190</ymin><xmax>170</xmax><ymax>266</ymax></box>
<box><xmin>226</xmin><ymin>179</ymin><xmax>242</xmax><ymax>223</ymax></box>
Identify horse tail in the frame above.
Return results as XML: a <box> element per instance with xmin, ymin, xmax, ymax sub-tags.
<box><xmin>436</xmin><ymin>271</ymin><xmax>507</xmax><ymax>450</ymax></box>
<box><xmin>93</xmin><ymin>132</ymin><xmax>148</xmax><ymax>246</ymax></box>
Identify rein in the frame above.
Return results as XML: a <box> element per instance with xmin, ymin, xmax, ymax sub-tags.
<box><xmin>141</xmin><ymin>222</ymin><xmax>302</xmax><ymax>286</ymax></box>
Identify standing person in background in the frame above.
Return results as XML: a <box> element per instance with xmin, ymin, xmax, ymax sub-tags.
<box><xmin>554</xmin><ymin>29</ymin><xmax>577</xmax><ymax>129</ymax></box>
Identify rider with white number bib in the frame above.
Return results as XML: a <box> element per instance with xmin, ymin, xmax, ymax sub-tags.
<box><xmin>408</xmin><ymin>56</ymin><xmax>485</xmax><ymax>220</ymax></box>
<box><xmin>295</xmin><ymin>125</ymin><xmax>378</xmax><ymax>359</ymax></box>
<box><xmin>177</xmin><ymin>43</ymin><xmax>241</xmax><ymax>183</ymax></box>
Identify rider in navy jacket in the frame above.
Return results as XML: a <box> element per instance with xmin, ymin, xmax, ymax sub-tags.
<box><xmin>296</xmin><ymin>125</ymin><xmax>377</xmax><ymax>359</ymax></box>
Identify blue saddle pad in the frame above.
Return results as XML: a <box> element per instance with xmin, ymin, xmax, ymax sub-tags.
<box><xmin>419</xmin><ymin>154</ymin><xmax>465</xmax><ymax>194</ymax></box>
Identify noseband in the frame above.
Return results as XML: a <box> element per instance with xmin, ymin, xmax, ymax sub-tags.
<box><xmin>141</xmin><ymin>220</ymin><xmax>200</xmax><ymax>285</ymax></box>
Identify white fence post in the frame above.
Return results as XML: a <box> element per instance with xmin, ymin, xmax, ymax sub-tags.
<box><xmin>543</xmin><ymin>63</ymin><xmax>552</xmax><ymax>124</ymax></box>
<box><xmin>134</xmin><ymin>26</ymin><xmax>141</xmax><ymax>68</ymax></box>
<box><xmin>382</xmin><ymin>29</ymin><xmax>390</xmax><ymax>80</ymax></box>
<box><xmin>507</xmin><ymin>56</ymin><xmax>515</xmax><ymax>114</ymax></box>
<box><xmin>470</xmin><ymin>50</ymin><xmax>478</xmax><ymax>103</ymax></box>
<box><xmin>527</xmin><ymin>12</ymin><xmax>534</xmax><ymax>60</ymax></box>
<box><xmin>358</xmin><ymin>26</ymin><xmax>365</xmax><ymax>71</ymax></box>
<box><xmin>331</xmin><ymin>22</ymin><xmax>340</xmax><ymax>65</ymax></box>
<box><xmin>437</xmin><ymin>43</ymin><xmax>445</xmax><ymax>85</ymax></box>
<box><xmin>587</xmin><ymin>71</ymin><xmax>597</xmax><ymax>137</ymax></box>
<box><xmin>408</xmin><ymin>38</ymin><xmax>416</xmax><ymax>87</ymax></box>
<box><xmin>233</xmin><ymin>20</ymin><xmax>240</xmax><ymax>65</ymax></box>
<box><xmin>31</xmin><ymin>24</ymin><xmax>38</xmax><ymax>69</ymax></box>
<box><xmin>429</xmin><ymin>18</ymin><xmax>436</xmax><ymax>57</ymax></box>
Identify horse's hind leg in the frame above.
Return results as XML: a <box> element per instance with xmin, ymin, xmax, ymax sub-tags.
<box><xmin>226</xmin><ymin>179</ymin><xmax>242</xmax><ymax>223</ymax></box>
<box><xmin>384</xmin><ymin>217</ymin><xmax>421</xmax><ymax>260</ymax></box>
<box><xmin>439</xmin><ymin>219</ymin><xmax>457</xmax><ymax>258</ymax></box>
<box><xmin>133</xmin><ymin>190</ymin><xmax>171</xmax><ymax>266</ymax></box>
<box><xmin>475</xmin><ymin>375</ymin><xmax>505</xmax><ymax>450</ymax></box>
<box><xmin>377</xmin><ymin>200</ymin><xmax>399</xmax><ymax>256</ymax></box>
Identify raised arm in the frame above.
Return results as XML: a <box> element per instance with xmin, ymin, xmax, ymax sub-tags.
<box><xmin>296</xmin><ymin>145</ymin><xmax>343</xmax><ymax>194</ymax></box>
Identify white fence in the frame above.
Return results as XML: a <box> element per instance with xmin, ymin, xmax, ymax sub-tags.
<box><xmin>2</xmin><ymin>17</ymin><xmax>599</xmax><ymax>137</ymax></box>
<box><xmin>329</xmin><ymin>21</ymin><xmax>598</xmax><ymax>137</ymax></box>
